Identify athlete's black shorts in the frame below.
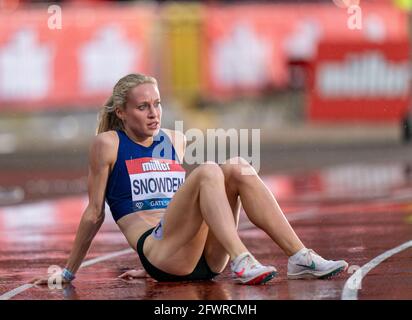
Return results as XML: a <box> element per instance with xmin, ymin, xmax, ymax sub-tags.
<box><xmin>136</xmin><ymin>227</ymin><xmax>220</xmax><ymax>282</ymax></box>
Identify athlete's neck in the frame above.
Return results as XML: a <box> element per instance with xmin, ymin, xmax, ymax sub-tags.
<box><xmin>123</xmin><ymin>128</ymin><xmax>154</xmax><ymax>147</ymax></box>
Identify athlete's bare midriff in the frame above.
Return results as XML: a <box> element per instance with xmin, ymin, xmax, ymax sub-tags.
<box><xmin>116</xmin><ymin>209</ymin><xmax>165</xmax><ymax>251</ymax></box>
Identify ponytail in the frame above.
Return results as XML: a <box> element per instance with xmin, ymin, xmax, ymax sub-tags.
<box><xmin>96</xmin><ymin>95</ymin><xmax>124</xmax><ymax>134</ymax></box>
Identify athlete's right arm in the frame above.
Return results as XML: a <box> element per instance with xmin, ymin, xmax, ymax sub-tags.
<box><xmin>63</xmin><ymin>132</ymin><xmax>117</xmax><ymax>275</ymax></box>
<box><xmin>31</xmin><ymin>132</ymin><xmax>117</xmax><ymax>285</ymax></box>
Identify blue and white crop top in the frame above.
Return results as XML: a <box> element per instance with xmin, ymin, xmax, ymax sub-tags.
<box><xmin>105</xmin><ymin>129</ymin><xmax>186</xmax><ymax>222</ymax></box>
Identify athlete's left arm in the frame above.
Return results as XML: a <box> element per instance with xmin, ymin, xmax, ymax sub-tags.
<box><xmin>162</xmin><ymin>128</ymin><xmax>186</xmax><ymax>163</ymax></box>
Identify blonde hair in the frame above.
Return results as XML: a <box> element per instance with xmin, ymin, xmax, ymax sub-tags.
<box><xmin>96</xmin><ymin>73</ymin><xmax>158</xmax><ymax>134</ymax></box>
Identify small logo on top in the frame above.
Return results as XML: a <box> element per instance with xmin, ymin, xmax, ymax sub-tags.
<box><xmin>142</xmin><ymin>160</ymin><xmax>171</xmax><ymax>172</ymax></box>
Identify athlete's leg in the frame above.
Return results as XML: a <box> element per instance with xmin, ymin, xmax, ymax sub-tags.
<box><xmin>203</xmin><ymin>157</ymin><xmax>347</xmax><ymax>280</ymax></box>
<box><xmin>144</xmin><ymin>162</ymin><xmax>248</xmax><ymax>276</ymax></box>
<box><xmin>202</xmin><ymin>156</ymin><xmax>303</xmax><ymax>273</ymax></box>
<box><xmin>220</xmin><ymin>157</ymin><xmax>305</xmax><ymax>257</ymax></box>
<box><xmin>202</xmin><ymin>173</ymin><xmax>242</xmax><ymax>273</ymax></box>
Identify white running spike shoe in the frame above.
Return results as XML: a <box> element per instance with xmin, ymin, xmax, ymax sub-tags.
<box><xmin>287</xmin><ymin>248</ymin><xmax>348</xmax><ymax>279</ymax></box>
<box><xmin>230</xmin><ymin>252</ymin><xmax>277</xmax><ymax>285</ymax></box>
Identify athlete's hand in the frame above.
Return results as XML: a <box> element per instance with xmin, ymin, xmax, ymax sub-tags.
<box><xmin>118</xmin><ymin>269</ymin><xmax>148</xmax><ymax>280</ymax></box>
<box><xmin>29</xmin><ymin>275</ymin><xmax>50</xmax><ymax>285</ymax></box>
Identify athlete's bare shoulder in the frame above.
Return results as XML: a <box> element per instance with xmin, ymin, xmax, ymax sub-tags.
<box><xmin>90</xmin><ymin>130</ymin><xmax>119</xmax><ymax>164</ymax></box>
<box><xmin>94</xmin><ymin>130</ymin><xmax>118</xmax><ymax>143</ymax></box>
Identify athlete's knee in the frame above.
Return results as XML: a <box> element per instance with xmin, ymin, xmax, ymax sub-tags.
<box><xmin>221</xmin><ymin>157</ymin><xmax>256</xmax><ymax>184</ymax></box>
<box><xmin>197</xmin><ymin>161</ymin><xmax>224</xmax><ymax>183</ymax></box>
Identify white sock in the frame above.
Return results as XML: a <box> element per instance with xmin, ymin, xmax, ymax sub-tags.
<box><xmin>289</xmin><ymin>248</ymin><xmax>308</xmax><ymax>263</ymax></box>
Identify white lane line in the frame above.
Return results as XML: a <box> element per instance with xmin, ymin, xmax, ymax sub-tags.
<box><xmin>80</xmin><ymin>248</ymin><xmax>133</xmax><ymax>267</ymax></box>
<box><xmin>0</xmin><ymin>248</ymin><xmax>134</xmax><ymax>300</ymax></box>
<box><xmin>0</xmin><ymin>284</ymin><xmax>34</xmax><ymax>301</ymax></box>
<box><xmin>0</xmin><ymin>207</ymin><xmax>318</xmax><ymax>300</ymax></box>
<box><xmin>341</xmin><ymin>240</ymin><xmax>412</xmax><ymax>300</ymax></box>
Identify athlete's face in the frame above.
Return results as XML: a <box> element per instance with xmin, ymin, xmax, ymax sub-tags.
<box><xmin>119</xmin><ymin>83</ymin><xmax>162</xmax><ymax>139</ymax></box>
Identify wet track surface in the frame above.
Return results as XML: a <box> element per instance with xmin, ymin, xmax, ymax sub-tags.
<box><xmin>1</xmin><ymin>155</ymin><xmax>411</xmax><ymax>300</ymax></box>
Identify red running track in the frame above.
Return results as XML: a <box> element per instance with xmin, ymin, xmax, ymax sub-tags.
<box><xmin>0</xmin><ymin>163</ymin><xmax>411</xmax><ymax>300</ymax></box>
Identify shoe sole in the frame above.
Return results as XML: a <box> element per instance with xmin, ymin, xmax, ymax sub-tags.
<box><xmin>319</xmin><ymin>266</ymin><xmax>346</xmax><ymax>279</ymax></box>
<box><xmin>239</xmin><ymin>271</ymin><xmax>277</xmax><ymax>285</ymax></box>
<box><xmin>287</xmin><ymin>265</ymin><xmax>347</xmax><ymax>280</ymax></box>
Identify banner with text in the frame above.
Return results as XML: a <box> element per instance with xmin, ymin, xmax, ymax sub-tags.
<box><xmin>202</xmin><ymin>4</ymin><xmax>408</xmax><ymax>98</ymax></box>
<box><xmin>308</xmin><ymin>41</ymin><xmax>410</xmax><ymax>122</ymax></box>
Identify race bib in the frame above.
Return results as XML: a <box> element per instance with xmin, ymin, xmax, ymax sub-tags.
<box><xmin>125</xmin><ymin>157</ymin><xmax>185</xmax><ymax>211</ymax></box>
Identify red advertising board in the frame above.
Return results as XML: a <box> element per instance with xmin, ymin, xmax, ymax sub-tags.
<box><xmin>202</xmin><ymin>3</ymin><xmax>408</xmax><ymax>99</ymax></box>
<box><xmin>308</xmin><ymin>41</ymin><xmax>410</xmax><ymax>122</ymax></box>
<box><xmin>0</xmin><ymin>5</ymin><xmax>155</xmax><ymax>111</ymax></box>
<box><xmin>0</xmin><ymin>3</ymin><xmax>408</xmax><ymax>110</ymax></box>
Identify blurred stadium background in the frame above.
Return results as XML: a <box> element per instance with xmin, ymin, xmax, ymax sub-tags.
<box><xmin>0</xmin><ymin>0</ymin><xmax>411</xmax><ymax>207</ymax></box>
<box><xmin>2</xmin><ymin>0</ymin><xmax>412</xmax><ymax>302</ymax></box>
